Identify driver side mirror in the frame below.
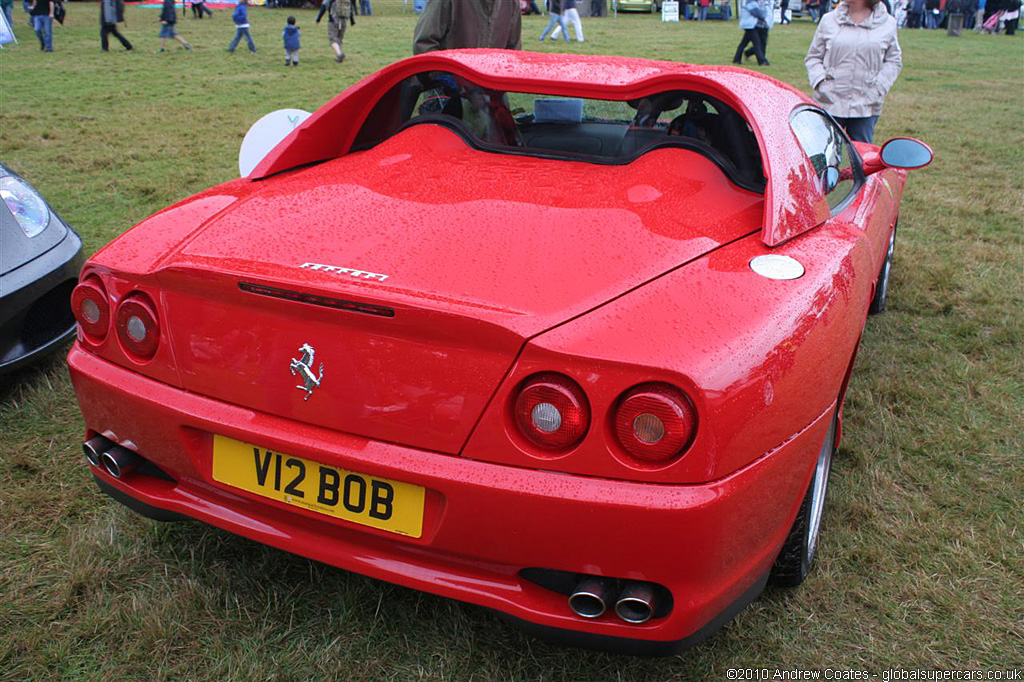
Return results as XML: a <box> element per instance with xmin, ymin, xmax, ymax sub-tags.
<box><xmin>880</xmin><ymin>138</ymin><xmax>933</xmax><ymax>169</ymax></box>
<box><xmin>857</xmin><ymin>137</ymin><xmax>933</xmax><ymax>175</ymax></box>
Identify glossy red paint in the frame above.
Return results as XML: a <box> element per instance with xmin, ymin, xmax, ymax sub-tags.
<box><xmin>69</xmin><ymin>344</ymin><xmax>830</xmax><ymax>646</ymax></box>
<box><xmin>67</xmin><ymin>52</ymin><xmax>924</xmax><ymax>652</ymax></box>
<box><xmin>253</xmin><ymin>50</ymin><xmax>829</xmax><ymax>247</ymax></box>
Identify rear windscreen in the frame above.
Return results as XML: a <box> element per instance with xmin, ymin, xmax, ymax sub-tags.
<box><xmin>352</xmin><ymin>71</ymin><xmax>766</xmax><ymax>192</ymax></box>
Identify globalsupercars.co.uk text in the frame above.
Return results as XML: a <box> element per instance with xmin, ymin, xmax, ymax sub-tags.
<box><xmin>726</xmin><ymin>669</ymin><xmax>1022</xmax><ymax>681</ymax></box>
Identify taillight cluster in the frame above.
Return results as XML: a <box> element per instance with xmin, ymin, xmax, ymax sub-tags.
<box><xmin>71</xmin><ymin>278</ymin><xmax>161</xmax><ymax>361</ymax></box>
<box><xmin>115</xmin><ymin>293</ymin><xmax>160</xmax><ymax>359</ymax></box>
<box><xmin>511</xmin><ymin>373</ymin><xmax>697</xmax><ymax>464</ymax></box>
<box><xmin>613</xmin><ymin>384</ymin><xmax>696</xmax><ymax>462</ymax></box>
<box><xmin>71</xmin><ymin>277</ymin><xmax>110</xmax><ymax>341</ymax></box>
<box><xmin>514</xmin><ymin>373</ymin><xmax>590</xmax><ymax>451</ymax></box>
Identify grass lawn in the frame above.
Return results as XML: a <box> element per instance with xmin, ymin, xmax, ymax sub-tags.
<box><xmin>1</xmin><ymin>2</ymin><xmax>1022</xmax><ymax>678</ymax></box>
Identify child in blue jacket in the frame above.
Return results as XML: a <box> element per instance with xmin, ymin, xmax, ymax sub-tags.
<box><xmin>283</xmin><ymin>15</ymin><xmax>300</xmax><ymax>65</ymax></box>
<box><xmin>227</xmin><ymin>0</ymin><xmax>256</xmax><ymax>53</ymax></box>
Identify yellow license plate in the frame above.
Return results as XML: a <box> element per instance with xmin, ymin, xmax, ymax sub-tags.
<box><xmin>212</xmin><ymin>435</ymin><xmax>425</xmax><ymax>538</ymax></box>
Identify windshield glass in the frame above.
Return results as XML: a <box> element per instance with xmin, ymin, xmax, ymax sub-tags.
<box><xmin>352</xmin><ymin>71</ymin><xmax>766</xmax><ymax>192</ymax></box>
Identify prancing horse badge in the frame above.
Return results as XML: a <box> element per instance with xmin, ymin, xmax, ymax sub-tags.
<box><xmin>289</xmin><ymin>343</ymin><xmax>324</xmax><ymax>400</ymax></box>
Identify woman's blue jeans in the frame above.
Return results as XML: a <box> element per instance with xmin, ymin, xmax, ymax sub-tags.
<box><xmin>834</xmin><ymin>115</ymin><xmax>880</xmax><ymax>144</ymax></box>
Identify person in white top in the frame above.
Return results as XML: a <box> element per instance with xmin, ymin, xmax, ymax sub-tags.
<box><xmin>805</xmin><ymin>0</ymin><xmax>902</xmax><ymax>143</ymax></box>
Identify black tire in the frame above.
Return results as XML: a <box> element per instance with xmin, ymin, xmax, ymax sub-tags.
<box><xmin>769</xmin><ymin>412</ymin><xmax>836</xmax><ymax>587</ymax></box>
<box><xmin>868</xmin><ymin>223</ymin><xmax>896</xmax><ymax>315</ymax></box>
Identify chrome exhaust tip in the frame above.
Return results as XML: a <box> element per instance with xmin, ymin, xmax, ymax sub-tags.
<box><xmin>568</xmin><ymin>578</ymin><xmax>614</xmax><ymax>619</ymax></box>
<box><xmin>100</xmin><ymin>445</ymin><xmax>142</xmax><ymax>479</ymax></box>
<box><xmin>615</xmin><ymin>582</ymin><xmax>656</xmax><ymax>624</ymax></box>
<box><xmin>83</xmin><ymin>436</ymin><xmax>112</xmax><ymax>467</ymax></box>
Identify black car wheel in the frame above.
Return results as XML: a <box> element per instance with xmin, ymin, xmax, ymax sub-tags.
<box><xmin>868</xmin><ymin>223</ymin><xmax>896</xmax><ymax>315</ymax></box>
<box><xmin>769</xmin><ymin>411</ymin><xmax>836</xmax><ymax>587</ymax></box>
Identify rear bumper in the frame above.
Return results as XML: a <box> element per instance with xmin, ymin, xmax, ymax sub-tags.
<box><xmin>68</xmin><ymin>343</ymin><xmax>827</xmax><ymax>652</ymax></box>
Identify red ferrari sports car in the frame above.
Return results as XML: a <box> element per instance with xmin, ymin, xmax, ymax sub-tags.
<box><xmin>67</xmin><ymin>51</ymin><xmax>931</xmax><ymax>654</ymax></box>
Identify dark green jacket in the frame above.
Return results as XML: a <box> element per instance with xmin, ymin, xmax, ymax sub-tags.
<box><xmin>413</xmin><ymin>0</ymin><xmax>522</xmax><ymax>54</ymax></box>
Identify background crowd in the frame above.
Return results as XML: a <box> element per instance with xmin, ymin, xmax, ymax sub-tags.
<box><xmin>3</xmin><ymin>0</ymin><xmax>1017</xmax><ymax>141</ymax></box>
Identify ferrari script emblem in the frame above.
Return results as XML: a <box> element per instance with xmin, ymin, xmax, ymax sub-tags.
<box><xmin>289</xmin><ymin>343</ymin><xmax>324</xmax><ymax>401</ymax></box>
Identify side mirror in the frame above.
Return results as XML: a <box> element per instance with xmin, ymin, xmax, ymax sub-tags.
<box><xmin>879</xmin><ymin>138</ymin><xmax>933</xmax><ymax>170</ymax></box>
<box><xmin>239</xmin><ymin>109</ymin><xmax>311</xmax><ymax>178</ymax></box>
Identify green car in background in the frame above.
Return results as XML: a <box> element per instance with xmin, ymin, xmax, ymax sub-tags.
<box><xmin>614</xmin><ymin>0</ymin><xmax>658</xmax><ymax>12</ymax></box>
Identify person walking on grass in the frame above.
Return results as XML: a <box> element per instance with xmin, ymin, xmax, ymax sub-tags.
<box><xmin>192</xmin><ymin>0</ymin><xmax>212</xmax><ymax>18</ymax></box>
<box><xmin>745</xmin><ymin>0</ymin><xmax>773</xmax><ymax>62</ymax></box>
<box><xmin>158</xmin><ymin>0</ymin><xmax>190</xmax><ymax>51</ymax></box>
<box><xmin>780</xmin><ymin>0</ymin><xmax>792</xmax><ymax>22</ymax></box>
<box><xmin>805</xmin><ymin>0</ymin><xmax>901</xmax><ymax>143</ymax></box>
<box><xmin>29</xmin><ymin>0</ymin><xmax>55</xmax><ymax>51</ymax></box>
<box><xmin>100</xmin><ymin>0</ymin><xmax>132</xmax><ymax>50</ymax></box>
<box><xmin>732</xmin><ymin>0</ymin><xmax>769</xmax><ymax>65</ymax></box>
<box><xmin>539</xmin><ymin>0</ymin><xmax>570</xmax><ymax>42</ymax></box>
<box><xmin>316</xmin><ymin>0</ymin><xmax>353</xmax><ymax>63</ymax></box>
<box><xmin>283</xmin><ymin>14</ymin><xmax>300</xmax><ymax>65</ymax></box>
<box><xmin>227</xmin><ymin>0</ymin><xmax>256</xmax><ymax>52</ymax></box>
<box><xmin>551</xmin><ymin>0</ymin><xmax>585</xmax><ymax>40</ymax></box>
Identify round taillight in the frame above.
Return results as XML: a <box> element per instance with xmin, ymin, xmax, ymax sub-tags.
<box><xmin>71</xmin><ymin>277</ymin><xmax>111</xmax><ymax>341</ymax></box>
<box><xmin>514</xmin><ymin>373</ymin><xmax>590</xmax><ymax>451</ymax></box>
<box><xmin>614</xmin><ymin>384</ymin><xmax>696</xmax><ymax>463</ymax></box>
<box><xmin>115</xmin><ymin>293</ymin><xmax>160</xmax><ymax>359</ymax></box>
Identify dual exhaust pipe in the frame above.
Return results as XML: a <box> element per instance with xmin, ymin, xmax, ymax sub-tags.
<box><xmin>567</xmin><ymin>577</ymin><xmax>659</xmax><ymax>624</ymax></box>
<box><xmin>83</xmin><ymin>435</ymin><xmax>143</xmax><ymax>479</ymax></box>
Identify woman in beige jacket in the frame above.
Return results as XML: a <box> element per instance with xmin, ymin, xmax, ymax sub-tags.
<box><xmin>804</xmin><ymin>0</ymin><xmax>902</xmax><ymax>143</ymax></box>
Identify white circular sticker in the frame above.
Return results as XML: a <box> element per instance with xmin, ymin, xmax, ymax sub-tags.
<box><xmin>749</xmin><ymin>255</ymin><xmax>805</xmax><ymax>280</ymax></box>
<box><xmin>238</xmin><ymin>109</ymin><xmax>312</xmax><ymax>178</ymax></box>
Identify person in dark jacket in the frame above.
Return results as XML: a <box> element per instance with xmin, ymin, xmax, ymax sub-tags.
<box><xmin>100</xmin><ymin>0</ymin><xmax>131</xmax><ymax>50</ymax></box>
<box><xmin>907</xmin><ymin>0</ymin><xmax>925</xmax><ymax>25</ymax></box>
<box><xmin>283</xmin><ymin>14</ymin><xmax>300</xmax><ymax>65</ymax></box>
<box><xmin>192</xmin><ymin>0</ymin><xmax>212</xmax><ymax>18</ymax></box>
<box><xmin>962</xmin><ymin>0</ymin><xmax>977</xmax><ymax>27</ymax></box>
<box><xmin>29</xmin><ymin>0</ymin><xmax>54</xmax><ymax>51</ymax></box>
<box><xmin>158</xmin><ymin>0</ymin><xmax>191</xmax><ymax>51</ymax></box>
<box><xmin>413</xmin><ymin>0</ymin><xmax>522</xmax><ymax>53</ymax></box>
<box><xmin>924</xmin><ymin>0</ymin><xmax>940</xmax><ymax>26</ymax></box>
<box><xmin>590</xmin><ymin>0</ymin><xmax>606</xmax><ymax>15</ymax></box>
<box><xmin>1004</xmin><ymin>0</ymin><xmax>1020</xmax><ymax>33</ymax></box>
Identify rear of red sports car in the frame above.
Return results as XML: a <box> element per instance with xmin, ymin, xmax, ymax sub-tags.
<box><xmin>67</xmin><ymin>52</ymin><xmax>898</xmax><ymax>654</ymax></box>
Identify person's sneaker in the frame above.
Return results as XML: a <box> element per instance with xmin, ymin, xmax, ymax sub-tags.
<box><xmin>157</xmin><ymin>48</ymin><xmax>166</xmax><ymax>52</ymax></box>
<box><xmin>285</xmin><ymin>60</ymin><xmax>290</xmax><ymax>66</ymax></box>
<box><xmin>184</xmin><ymin>43</ymin><xmax>192</xmax><ymax>50</ymax></box>
<box><xmin>335</xmin><ymin>54</ymin><xmax>345</xmax><ymax>63</ymax></box>
<box><xmin>126</xmin><ymin>44</ymin><xmax>133</xmax><ymax>50</ymax></box>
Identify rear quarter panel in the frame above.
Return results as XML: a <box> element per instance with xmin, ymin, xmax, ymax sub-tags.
<box><xmin>463</xmin><ymin>180</ymin><xmax>900</xmax><ymax>482</ymax></box>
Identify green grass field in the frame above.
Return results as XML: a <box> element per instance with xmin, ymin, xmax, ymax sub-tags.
<box><xmin>1</xmin><ymin>2</ymin><xmax>1022</xmax><ymax>678</ymax></box>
